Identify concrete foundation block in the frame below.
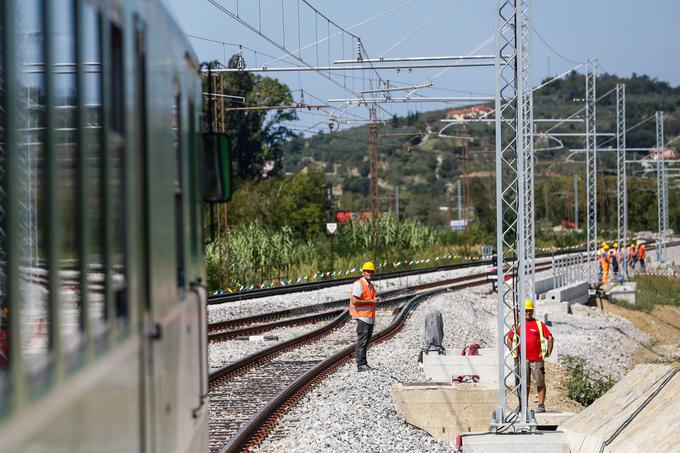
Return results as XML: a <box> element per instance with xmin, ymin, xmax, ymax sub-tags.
<box><xmin>606</xmin><ymin>281</ymin><xmax>637</xmax><ymax>305</ymax></box>
<box><xmin>422</xmin><ymin>348</ymin><xmax>498</xmax><ymax>384</ymax></box>
<box><xmin>559</xmin><ymin>364</ymin><xmax>680</xmax><ymax>453</ymax></box>
<box><xmin>390</xmin><ymin>383</ymin><xmax>497</xmax><ymax>442</ymax></box>
<box><xmin>543</xmin><ymin>281</ymin><xmax>589</xmax><ymax>306</ymax></box>
<box><xmin>461</xmin><ymin>431</ymin><xmax>570</xmax><ymax>453</ymax></box>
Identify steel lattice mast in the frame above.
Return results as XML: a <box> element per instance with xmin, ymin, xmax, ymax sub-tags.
<box><xmin>585</xmin><ymin>59</ymin><xmax>597</xmax><ymax>281</ymax></box>
<box><xmin>616</xmin><ymin>84</ymin><xmax>627</xmax><ymax>277</ymax></box>
<box><xmin>492</xmin><ymin>0</ymin><xmax>535</xmax><ymax>432</ymax></box>
<box><xmin>520</xmin><ymin>0</ymin><xmax>536</xmax><ymax>302</ymax></box>
<box><xmin>656</xmin><ymin>111</ymin><xmax>668</xmax><ymax>263</ymax></box>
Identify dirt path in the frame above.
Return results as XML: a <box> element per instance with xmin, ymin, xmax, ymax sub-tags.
<box><xmin>600</xmin><ymin>301</ymin><xmax>680</xmax><ymax>367</ymax></box>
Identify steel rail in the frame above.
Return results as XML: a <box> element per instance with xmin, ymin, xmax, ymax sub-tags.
<box><xmin>208</xmin><ymin>287</ymin><xmax>409</xmax><ymax>334</ymax></box>
<box><xmin>208</xmin><ymin>257</ymin><xmax>499</xmax><ymax>305</ymax></box>
<box><xmin>208</xmin><ymin>309</ymin><xmax>344</xmax><ymax>341</ymax></box>
<box><xmin>209</xmin><ymin>241</ymin><xmax>679</xmax><ymax>305</ymax></box>
<box><xmin>219</xmin><ymin>279</ymin><xmax>490</xmax><ymax>453</ymax></box>
<box><xmin>207</xmin><ymin>270</ymin><xmax>496</xmax><ymax>385</ymax></box>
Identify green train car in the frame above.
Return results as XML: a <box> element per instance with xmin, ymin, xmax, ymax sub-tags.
<box><xmin>0</xmin><ymin>0</ymin><xmax>226</xmax><ymax>451</ymax></box>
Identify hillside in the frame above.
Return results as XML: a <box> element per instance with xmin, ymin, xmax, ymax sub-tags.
<box><xmin>282</xmin><ymin>72</ymin><xmax>680</xmax><ymax>233</ymax></box>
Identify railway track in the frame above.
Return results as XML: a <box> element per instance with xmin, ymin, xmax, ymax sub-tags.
<box><xmin>207</xmin><ymin>258</ymin><xmax>499</xmax><ymax>305</ymax></box>
<box><xmin>208</xmin><ymin>271</ymin><xmax>498</xmax><ymax>453</ymax></box>
<box><xmin>208</xmin><ymin>262</ymin><xmax>553</xmax><ymax>343</ymax></box>
<box><xmin>206</xmin><ymin>245</ymin><xmax>612</xmax><ymax>306</ymax></box>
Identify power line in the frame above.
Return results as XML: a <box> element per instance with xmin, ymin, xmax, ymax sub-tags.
<box><xmin>381</xmin><ymin>0</ymin><xmax>463</xmax><ymax>56</ymax></box>
<box><xmin>532</xmin><ymin>25</ymin><xmax>585</xmax><ymax>65</ymax></box>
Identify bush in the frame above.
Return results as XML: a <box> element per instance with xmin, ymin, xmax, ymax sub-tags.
<box><xmin>562</xmin><ymin>355</ymin><xmax>616</xmax><ymax>407</ymax></box>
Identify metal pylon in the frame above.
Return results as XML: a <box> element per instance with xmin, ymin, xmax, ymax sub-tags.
<box><xmin>656</xmin><ymin>111</ymin><xmax>668</xmax><ymax>263</ymax></box>
<box><xmin>492</xmin><ymin>0</ymin><xmax>535</xmax><ymax>432</ymax></box>
<box><xmin>520</xmin><ymin>3</ymin><xmax>535</xmax><ymax>302</ymax></box>
<box><xmin>585</xmin><ymin>59</ymin><xmax>597</xmax><ymax>282</ymax></box>
<box><xmin>616</xmin><ymin>84</ymin><xmax>627</xmax><ymax>277</ymax></box>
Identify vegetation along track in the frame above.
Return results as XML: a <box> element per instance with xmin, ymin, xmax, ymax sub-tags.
<box><xmin>208</xmin><ymin>271</ymin><xmax>502</xmax><ymax>453</ymax></box>
<box><xmin>206</xmin><ymin>247</ymin><xmax>597</xmax><ymax>305</ymax></box>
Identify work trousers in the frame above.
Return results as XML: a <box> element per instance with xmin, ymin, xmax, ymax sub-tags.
<box><xmin>355</xmin><ymin>319</ymin><xmax>374</xmax><ymax>366</ymax></box>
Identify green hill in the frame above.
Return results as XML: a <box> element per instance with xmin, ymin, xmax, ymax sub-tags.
<box><xmin>282</xmin><ymin>72</ymin><xmax>680</xmax><ymax>233</ymax></box>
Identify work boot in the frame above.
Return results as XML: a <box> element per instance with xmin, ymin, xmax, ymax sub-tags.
<box><xmin>537</xmin><ymin>404</ymin><xmax>546</xmax><ymax>413</ymax></box>
<box><xmin>357</xmin><ymin>364</ymin><xmax>371</xmax><ymax>372</ymax></box>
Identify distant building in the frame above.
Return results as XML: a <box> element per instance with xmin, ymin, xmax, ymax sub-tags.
<box><xmin>446</xmin><ymin>104</ymin><xmax>493</xmax><ymax>121</ymax></box>
<box><xmin>649</xmin><ymin>147</ymin><xmax>676</xmax><ymax>160</ymax></box>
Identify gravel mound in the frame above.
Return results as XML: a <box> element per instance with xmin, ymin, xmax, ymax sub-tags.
<box><xmin>550</xmin><ymin>305</ymin><xmax>650</xmax><ymax>380</ymax></box>
<box><xmin>252</xmin><ymin>279</ymin><xmax>650</xmax><ymax>452</ymax></box>
<box><xmin>254</xmin><ymin>286</ymin><xmax>497</xmax><ymax>453</ymax></box>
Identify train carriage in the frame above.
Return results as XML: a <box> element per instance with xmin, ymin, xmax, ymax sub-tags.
<box><xmin>0</xmin><ymin>0</ymin><xmax>221</xmax><ymax>451</ymax></box>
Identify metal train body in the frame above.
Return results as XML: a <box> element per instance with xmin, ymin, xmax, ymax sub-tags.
<box><xmin>0</xmin><ymin>0</ymin><xmax>209</xmax><ymax>451</ymax></box>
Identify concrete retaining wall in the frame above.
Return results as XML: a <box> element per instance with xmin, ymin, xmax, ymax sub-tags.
<box><xmin>559</xmin><ymin>364</ymin><xmax>680</xmax><ymax>453</ymax></box>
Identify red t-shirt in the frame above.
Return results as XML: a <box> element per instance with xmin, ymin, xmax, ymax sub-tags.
<box><xmin>507</xmin><ymin>320</ymin><xmax>552</xmax><ymax>361</ymax></box>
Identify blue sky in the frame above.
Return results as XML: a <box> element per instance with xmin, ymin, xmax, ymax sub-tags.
<box><xmin>166</xmin><ymin>0</ymin><xmax>680</xmax><ymax>129</ymax></box>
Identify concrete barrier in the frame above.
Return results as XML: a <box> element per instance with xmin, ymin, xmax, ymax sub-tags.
<box><xmin>559</xmin><ymin>364</ymin><xmax>680</xmax><ymax>453</ymax></box>
<box><xmin>391</xmin><ymin>382</ymin><xmax>497</xmax><ymax>442</ymax></box>
<box><xmin>606</xmin><ymin>281</ymin><xmax>637</xmax><ymax>305</ymax></box>
<box><xmin>422</xmin><ymin>348</ymin><xmax>499</xmax><ymax>384</ymax></box>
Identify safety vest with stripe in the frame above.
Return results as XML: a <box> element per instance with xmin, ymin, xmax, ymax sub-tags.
<box><xmin>511</xmin><ymin>320</ymin><xmax>548</xmax><ymax>360</ymax></box>
<box><xmin>349</xmin><ymin>278</ymin><xmax>377</xmax><ymax>318</ymax></box>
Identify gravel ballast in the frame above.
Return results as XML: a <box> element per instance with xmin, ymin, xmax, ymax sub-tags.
<box><xmin>207</xmin><ymin>265</ymin><xmax>497</xmax><ymax>324</ymax></box>
<box><xmin>252</xmin><ymin>282</ymin><xmax>649</xmax><ymax>452</ymax></box>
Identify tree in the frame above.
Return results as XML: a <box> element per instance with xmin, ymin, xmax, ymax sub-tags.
<box><xmin>212</xmin><ymin>55</ymin><xmax>298</xmax><ymax>183</ymax></box>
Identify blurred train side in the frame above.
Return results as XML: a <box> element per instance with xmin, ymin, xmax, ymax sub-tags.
<box><xmin>0</xmin><ymin>0</ymin><xmax>208</xmax><ymax>451</ymax></box>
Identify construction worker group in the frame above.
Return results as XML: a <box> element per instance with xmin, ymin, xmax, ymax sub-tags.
<box><xmin>597</xmin><ymin>240</ymin><xmax>646</xmax><ymax>285</ymax></box>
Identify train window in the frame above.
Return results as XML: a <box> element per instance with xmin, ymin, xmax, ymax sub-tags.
<box><xmin>109</xmin><ymin>23</ymin><xmax>124</xmax><ymax>134</ymax></box>
<box><xmin>0</xmin><ymin>0</ymin><xmax>8</xmax><ymax>409</ymax></box>
<box><xmin>188</xmin><ymin>101</ymin><xmax>199</xmax><ymax>261</ymax></box>
<box><xmin>108</xmin><ymin>22</ymin><xmax>128</xmax><ymax>329</ymax></box>
<box><xmin>53</xmin><ymin>0</ymin><xmax>82</xmax><ymax>362</ymax></box>
<box><xmin>83</xmin><ymin>4</ymin><xmax>106</xmax><ymax>339</ymax></box>
<box><xmin>16</xmin><ymin>0</ymin><xmax>52</xmax><ymax>379</ymax></box>
<box><xmin>173</xmin><ymin>90</ymin><xmax>185</xmax><ymax>290</ymax></box>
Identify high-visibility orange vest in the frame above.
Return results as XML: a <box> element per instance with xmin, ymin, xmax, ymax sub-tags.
<box><xmin>349</xmin><ymin>278</ymin><xmax>377</xmax><ymax>318</ymax></box>
<box><xmin>638</xmin><ymin>245</ymin><xmax>646</xmax><ymax>260</ymax></box>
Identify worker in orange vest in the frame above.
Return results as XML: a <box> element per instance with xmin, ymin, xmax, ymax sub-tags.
<box><xmin>600</xmin><ymin>243</ymin><xmax>611</xmax><ymax>284</ymax></box>
<box><xmin>637</xmin><ymin>241</ymin><xmax>647</xmax><ymax>273</ymax></box>
<box><xmin>350</xmin><ymin>261</ymin><xmax>381</xmax><ymax>372</ymax></box>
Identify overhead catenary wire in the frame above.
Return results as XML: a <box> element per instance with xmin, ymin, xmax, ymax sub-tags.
<box><xmin>532</xmin><ymin>25</ymin><xmax>585</xmax><ymax>65</ymax></box>
<box><xmin>380</xmin><ymin>0</ymin><xmax>463</xmax><ymax>56</ymax></box>
<box><xmin>207</xmin><ymin>0</ymin><xmax>366</xmax><ymax>100</ymax></box>
<box><xmin>263</xmin><ymin>0</ymin><xmax>418</xmax><ymax>67</ymax></box>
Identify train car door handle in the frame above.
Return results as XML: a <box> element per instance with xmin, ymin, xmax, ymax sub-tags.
<box><xmin>146</xmin><ymin>322</ymin><xmax>162</xmax><ymax>341</ymax></box>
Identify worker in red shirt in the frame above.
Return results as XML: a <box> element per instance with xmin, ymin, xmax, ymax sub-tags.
<box><xmin>506</xmin><ymin>299</ymin><xmax>554</xmax><ymax>413</ymax></box>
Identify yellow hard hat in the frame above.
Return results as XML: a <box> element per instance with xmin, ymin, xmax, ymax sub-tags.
<box><xmin>525</xmin><ymin>299</ymin><xmax>534</xmax><ymax>310</ymax></box>
<box><xmin>361</xmin><ymin>261</ymin><xmax>376</xmax><ymax>272</ymax></box>
<box><xmin>603</xmin><ymin>244</ymin><xmax>609</xmax><ymax>250</ymax></box>
<box><xmin>613</xmin><ymin>242</ymin><xmax>618</xmax><ymax>248</ymax></box>
<box><xmin>636</xmin><ymin>241</ymin><xmax>641</xmax><ymax>246</ymax></box>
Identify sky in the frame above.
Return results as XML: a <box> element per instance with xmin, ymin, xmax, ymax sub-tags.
<box><xmin>165</xmin><ymin>0</ymin><xmax>680</xmax><ymax>132</ymax></box>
